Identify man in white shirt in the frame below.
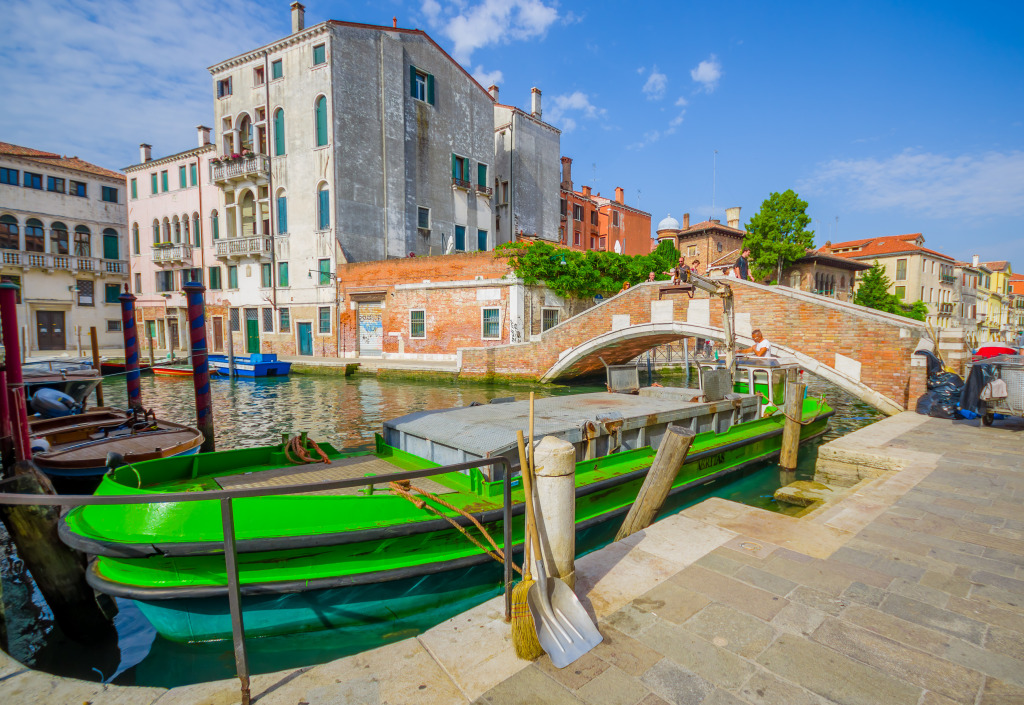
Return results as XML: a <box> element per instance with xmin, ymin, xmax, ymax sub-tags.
<box><xmin>737</xmin><ymin>329</ymin><xmax>773</xmax><ymax>358</ymax></box>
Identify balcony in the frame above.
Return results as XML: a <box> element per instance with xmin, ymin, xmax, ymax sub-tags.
<box><xmin>210</xmin><ymin>154</ymin><xmax>270</xmax><ymax>186</ymax></box>
<box><xmin>475</xmin><ymin>184</ymin><xmax>493</xmax><ymax>197</ymax></box>
<box><xmin>0</xmin><ymin>249</ymin><xmax>128</xmax><ymax>276</ymax></box>
<box><xmin>451</xmin><ymin>177</ymin><xmax>471</xmax><ymax>191</ymax></box>
<box><xmin>152</xmin><ymin>244</ymin><xmax>193</xmax><ymax>265</ymax></box>
<box><xmin>940</xmin><ymin>274</ymin><xmax>955</xmax><ymax>285</ymax></box>
<box><xmin>215</xmin><ymin>235</ymin><xmax>273</xmax><ymax>260</ymax></box>
<box><xmin>939</xmin><ymin>302</ymin><xmax>954</xmax><ymax>314</ymax></box>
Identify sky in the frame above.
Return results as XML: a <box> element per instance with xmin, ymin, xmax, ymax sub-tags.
<box><xmin>1</xmin><ymin>0</ymin><xmax>1022</xmax><ymax>266</ymax></box>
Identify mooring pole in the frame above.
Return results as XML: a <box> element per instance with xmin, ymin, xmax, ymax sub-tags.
<box><xmin>118</xmin><ymin>286</ymin><xmax>143</xmax><ymax>412</ymax></box>
<box><xmin>89</xmin><ymin>326</ymin><xmax>104</xmax><ymax>407</ymax></box>
<box><xmin>0</xmin><ymin>283</ymin><xmax>31</xmax><ymax>461</ymax></box>
<box><xmin>184</xmin><ymin>282</ymin><xmax>215</xmax><ymax>452</ymax></box>
<box><xmin>779</xmin><ymin>368</ymin><xmax>805</xmax><ymax>472</ymax></box>
<box><xmin>221</xmin><ymin>497</ymin><xmax>250</xmax><ymax>705</ymax></box>
<box><xmin>615</xmin><ymin>424</ymin><xmax>695</xmax><ymax>541</ymax></box>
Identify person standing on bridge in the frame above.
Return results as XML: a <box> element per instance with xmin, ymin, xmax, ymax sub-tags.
<box><xmin>733</xmin><ymin>247</ymin><xmax>751</xmax><ymax>280</ymax></box>
<box><xmin>737</xmin><ymin>329</ymin><xmax>773</xmax><ymax>358</ymax></box>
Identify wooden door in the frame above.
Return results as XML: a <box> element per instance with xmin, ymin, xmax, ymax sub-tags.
<box><xmin>212</xmin><ymin>317</ymin><xmax>224</xmax><ymax>353</ymax></box>
<box><xmin>36</xmin><ymin>311</ymin><xmax>65</xmax><ymax>350</ymax></box>
<box><xmin>298</xmin><ymin>323</ymin><xmax>313</xmax><ymax>356</ymax></box>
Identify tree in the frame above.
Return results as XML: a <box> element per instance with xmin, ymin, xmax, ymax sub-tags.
<box><xmin>853</xmin><ymin>262</ymin><xmax>928</xmax><ymax>321</ymax></box>
<box><xmin>743</xmin><ymin>190</ymin><xmax>815</xmax><ymax>283</ymax></box>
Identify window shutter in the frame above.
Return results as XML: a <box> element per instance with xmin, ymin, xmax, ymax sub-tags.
<box><xmin>427</xmin><ymin>73</ymin><xmax>435</xmax><ymax>105</ymax></box>
<box><xmin>451</xmin><ymin>153</ymin><xmax>457</xmax><ymax>179</ymax></box>
<box><xmin>410</xmin><ymin>65</ymin><xmax>417</xmax><ymax>98</ymax></box>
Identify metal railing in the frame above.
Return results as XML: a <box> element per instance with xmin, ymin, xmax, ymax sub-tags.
<box><xmin>0</xmin><ymin>454</ymin><xmax>514</xmax><ymax>705</ymax></box>
<box><xmin>451</xmin><ymin>177</ymin><xmax>471</xmax><ymax>190</ymax></box>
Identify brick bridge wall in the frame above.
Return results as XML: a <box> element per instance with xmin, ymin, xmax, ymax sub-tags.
<box><xmin>458</xmin><ymin>280</ymin><xmax>929</xmax><ymax>411</ymax></box>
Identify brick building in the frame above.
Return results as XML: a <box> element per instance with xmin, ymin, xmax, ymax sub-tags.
<box><xmin>558</xmin><ymin>157</ymin><xmax>650</xmax><ymax>254</ymax></box>
<box><xmin>780</xmin><ymin>246</ymin><xmax>870</xmax><ymax>302</ymax></box>
<box><xmin>654</xmin><ymin>209</ymin><xmax>745</xmax><ymax>275</ymax></box>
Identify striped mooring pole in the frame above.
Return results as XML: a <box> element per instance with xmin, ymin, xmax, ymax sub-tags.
<box><xmin>118</xmin><ymin>285</ymin><xmax>143</xmax><ymax>411</ymax></box>
<box><xmin>0</xmin><ymin>282</ymin><xmax>32</xmax><ymax>460</ymax></box>
<box><xmin>184</xmin><ymin>282</ymin><xmax>215</xmax><ymax>452</ymax></box>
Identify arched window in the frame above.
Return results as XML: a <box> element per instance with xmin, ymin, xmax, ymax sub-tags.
<box><xmin>25</xmin><ymin>219</ymin><xmax>44</xmax><ymax>252</ymax></box>
<box><xmin>273</xmin><ymin>108</ymin><xmax>285</xmax><ymax>156</ymax></box>
<box><xmin>182</xmin><ymin>214</ymin><xmax>190</xmax><ymax>245</ymax></box>
<box><xmin>162</xmin><ymin>218</ymin><xmax>170</xmax><ymax>243</ymax></box>
<box><xmin>132</xmin><ymin>223</ymin><xmax>140</xmax><ymax>255</ymax></box>
<box><xmin>238</xmin><ymin>114</ymin><xmax>253</xmax><ymax>152</ymax></box>
<box><xmin>317</xmin><ymin>182</ymin><xmax>330</xmax><ymax>230</ymax></box>
<box><xmin>102</xmin><ymin>228</ymin><xmax>119</xmax><ymax>260</ymax></box>
<box><xmin>211</xmin><ymin>210</ymin><xmax>220</xmax><ymax>240</ymax></box>
<box><xmin>152</xmin><ymin>219</ymin><xmax>160</xmax><ymax>245</ymax></box>
<box><xmin>172</xmin><ymin>216</ymin><xmax>181</xmax><ymax>244</ymax></box>
<box><xmin>314</xmin><ymin>96</ymin><xmax>328</xmax><ymax>147</ymax></box>
<box><xmin>192</xmin><ymin>213</ymin><xmax>200</xmax><ymax>247</ymax></box>
<box><xmin>276</xmin><ymin>188</ymin><xmax>288</xmax><ymax>234</ymax></box>
<box><xmin>0</xmin><ymin>215</ymin><xmax>19</xmax><ymax>250</ymax></box>
<box><xmin>74</xmin><ymin>225</ymin><xmax>91</xmax><ymax>256</ymax></box>
<box><xmin>240</xmin><ymin>191</ymin><xmax>256</xmax><ymax>237</ymax></box>
<box><xmin>50</xmin><ymin>221</ymin><xmax>69</xmax><ymax>255</ymax></box>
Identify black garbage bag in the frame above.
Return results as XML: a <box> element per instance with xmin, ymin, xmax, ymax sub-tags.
<box><xmin>960</xmin><ymin>363</ymin><xmax>997</xmax><ymax>416</ymax></box>
<box><xmin>914</xmin><ymin>349</ymin><xmax>943</xmax><ymax>377</ymax></box>
<box><xmin>929</xmin><ymin>370</ymin><xmax>963</xmax><ymax>390</ymax></box>
<box><xmin>915</xmin><ymin>390</ymin><xmax>956</xmax><ymax>418</ymax></box>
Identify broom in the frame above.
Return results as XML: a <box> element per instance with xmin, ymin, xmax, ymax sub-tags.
<box><xmin>511</xmin><ymin>395</ymin><xmax>544</xmax><ymax>659</ymax></box>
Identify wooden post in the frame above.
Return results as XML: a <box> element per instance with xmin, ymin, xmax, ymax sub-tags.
<box><xmin>76</xmin><ymin>325</ymin><xmax>82</xmax><ymax>356</ymax></box>
<box><xmin>683</xmin><ymin>338</ymin><xmax>690</xmax><ymax>385</ymax></box>
<box><xmin>89</xmin><ymin>326</ymin><xmax>104</xmax><ymax>407</ymax></box>
<box><xmin>721</xmin><ymin>287</ymin><xmax>736</xmax><ymax>378</ymax></box>
<box><xmin>148</xmin><ymin>327</ymin><xmax>156</xmax><ymax>368</ymax></box>
<box><xmin>779</xmin><ymin>368</ymin><xmax>805</xmax><ymax>472</ymax></box>
<box><xmin>615</xmin><ymin>425</ymin><xmax>696</xmax><ymax>541</ymax></box>
<box><xmin>0</xmin><ymin>461</ymin><xmax>114</xmax><ymax>641</ymax></box>
<box><xmin>227</xmin><ymin>321</ymin><xmax>236</xmax><ymax>377</ymax></box>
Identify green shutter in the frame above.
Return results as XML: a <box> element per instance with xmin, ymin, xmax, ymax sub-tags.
<box><xmin>279</xmin><ymin>262</ymin><xmax>289</xmax><ymax>288</ymax></box>
<box><xmin>212</xmin><ymin>214</ymin><xmax>219</xmax><ymax>240</ymax></box>
<box><xmin>315</xmin><ymin>97</ymin><xmax>327</xmax><ymax>147</ymax></box>
<box><xmin>274</xmin><ymin>109</ymin><xmax>285</xmax><ymax>155</ymax></box>
<box><xmin>427</xmin><ymin>73</ymin><xmax>435</xmax><ymax>105</ymax></box>
<box><xmin>410</xmin><ymin>65</ymin><xmax>417</xmax><ymax>97</ymax></box>
<box><xmin>478</xmin><ymin>163</ymin><xmax>486</xmax><ymax>187</ymax></box>
<box><xmin>130</xmin><ymin>178</ymin><xmax>137</xmax><ymax>199</ymax></box>
<box><xmin>451</xmin><ymin>153</ymin><xmax>457</xmax><ymax>179</ymax></box>
<box><xmin>151</xmin><ymin>174</ymin><xmax>157</xmax><ymax>194</ymax></box>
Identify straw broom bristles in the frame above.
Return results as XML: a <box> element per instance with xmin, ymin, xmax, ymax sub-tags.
<box><xmin>511</xmin><ymin>424</ymin><xmax>543</xmax><ymax>660</ymax></box>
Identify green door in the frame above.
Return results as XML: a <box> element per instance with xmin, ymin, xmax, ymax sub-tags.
<box><xmin>246</xmin><ymin>319</ymin><xmax>259</xmax><ymax>354</ymax></box>
<box><xmin>298</xmin><ymin>323</ymin><xmax>313</xmax><ymax>356</ymax></box>
<box><xmin>103</xmin><ymin>231</ymin><xmax>119</xmax><ymax>260</ymax></box>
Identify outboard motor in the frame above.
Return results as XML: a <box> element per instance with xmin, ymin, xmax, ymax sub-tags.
<box><xmin>30</xmin><ymin>387</ymin><xmax>83</xmax><ymax>418</ymax></box>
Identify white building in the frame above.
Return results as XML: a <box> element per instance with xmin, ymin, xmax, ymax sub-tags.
<box><xmin>0</xmin><ymin>141</ymin><xmax>128</xmax><ymax>353</ymax></box>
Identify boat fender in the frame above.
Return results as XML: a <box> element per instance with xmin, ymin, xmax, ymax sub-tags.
<box><xmin>30</xmin><ymin>387</ymin><xmax>82</xmax><ymax>418</ymax></box>
<box><xmin>30</xmin><ymin>438</ymin><xmax>51</xmax><ymax>454</ymax></box>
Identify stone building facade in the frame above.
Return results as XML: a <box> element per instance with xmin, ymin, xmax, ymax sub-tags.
<box><xmin>0</xmin><ymin>141</ymin><xmax>129</xmax><ymax>352</ymax></box>
<box><xmin>779</xmin><ymin>249</ymin><xmax>869</xmax><ymax>302</ymax></box>
<box><xmin>654</xmin><ymin>209</ymin><xmax>745</xmax><ymax>275</ymax></box>
<box><xmin>558</xmin><ymin>157</ymin><xmax>650</xmax><ymax>254</ymax></box>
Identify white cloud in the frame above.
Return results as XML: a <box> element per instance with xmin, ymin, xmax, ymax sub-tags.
<box><xmin>544</xmin><ymin>91</ymin><xmax>605</xmax><ymax>132</ymax></box>
<box><xmin>637</xmin><ymin>67</ymin><xmax>646</xmax><ymax>75</ymax></box>
<box><xmin>642</xmin><ymin>66</ymin><xmax>667</xmax><ymax>100</ymax></box>
<box><xmin>675</xmin><ymin>97</ymin><xmax>688</xmax><ymax>107</ymax></box>
<box><xmin>428</xmin><ymin>0</ymin><xmax>560</xmax><ymax>64</ymax></box>
<box><xmin>798</xmin><ymin>149</ymin><xmax>1024</xmax><ymax>218</ymax></box>
<box><xmin>473</xmin><ymin>66</ymin><xmax>504</xmax><ymax>87</ymax></box>
<box><xmin>691</xmin><ymin>55</ymin><xmax>723</xmax><ymax>92</ymax></box>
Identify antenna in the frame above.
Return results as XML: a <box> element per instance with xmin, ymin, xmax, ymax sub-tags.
<box><xmin>592</xmin><ymin>162</ymin><xmax>597</xmax><ymax>187</ymax></box>
<box><xmin>712</xmin><ymin>150</ymin><xmax>718</xmax><ymax>217</ymax></box>
<box><xmin>636</xmin><ymin>189</ymin><xmax>641</xmax><ymax>206</ymax></box>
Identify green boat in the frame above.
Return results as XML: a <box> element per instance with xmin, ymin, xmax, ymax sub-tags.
<box><xmin>61</xmin><ymin>361</ymin><xmax>832</xmax><ymax>642</ymax></box>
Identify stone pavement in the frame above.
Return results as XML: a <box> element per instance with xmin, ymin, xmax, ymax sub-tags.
<box><xmin>2</xmin><ymin>412</ymin><xmax>1022</xmax><ymax>704</ymax></box>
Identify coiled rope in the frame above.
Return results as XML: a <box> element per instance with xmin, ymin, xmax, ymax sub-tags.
<box><xmin>388</xmin><ymin>479</ymin><xmax>522</xmax><ymax>576</ymax></box>
<box><xmin>283</xmin><ymin>435</ymin><xmax>331</xmax><ymax>465</ymax></box>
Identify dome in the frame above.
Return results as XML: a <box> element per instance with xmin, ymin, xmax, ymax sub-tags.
<box><xmin>657</xmin><ymin>214</ymin><xmax>680</xmax><ymax>232</ymax></box>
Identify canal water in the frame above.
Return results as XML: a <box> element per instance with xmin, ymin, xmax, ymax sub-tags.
<box><xmin>1</xmin><ymin>370</ymin><xmax>882</xmax><ymax>687</ymax></box>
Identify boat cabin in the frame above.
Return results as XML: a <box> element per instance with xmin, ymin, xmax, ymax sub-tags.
<box><xmin>697</xmin><ymin>357</ymin><xmax>801</xmax><ymax>416</ymax></box>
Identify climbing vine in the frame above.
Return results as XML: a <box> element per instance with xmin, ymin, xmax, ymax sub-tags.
<box><xmin>495</xmin><ymin>240</ymin><xmax>680</xmax><ymax>299</ymax></box>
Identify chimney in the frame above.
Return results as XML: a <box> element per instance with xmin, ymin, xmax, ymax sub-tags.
<box><xmin>582</xmin><ymin>185</ymin><xmax>591</xmax><ymax>198</ymax></box>
<box><xmin>726</xmin><ymin>206</ymin><xmax>741</xmax><ymax>229</ymax></box>
<box><xmin>560</xmin><ymin>156</ymin><xmax>573</xmax><ymax>191</ymax></box>
<box><xmin>614</xmin><ymin>187</ymin><xmax>624</xmax><ymax>204</ymax></box>
<box><xmin>393</xmin><ymin>17</ymin><xmax>397</xmax><ymax>28</ymax></box>
<box><xmin>682</xmin><ymin>213</ymin><xmax>689</xmax><ymax>229</ymax></box>
<box><xmin>489</xmin><ymin>84</ymin><xmax>499</xmax><ymax>102</ymax></box>
<box><xmin>139</xmin><ymin>143</ymin><xmax>152</xmax><ymax>163</ymax></box>
<box><xmin>196</xmin><ymin>125</ymin><xmax>211</xmax><ymax>147</ymax></box>
<box><xmin>291</xmin><ymin>2</ymin><xmax>305</xmax><ymax>33</ymax></box>
<box><xmin>531</xmin><ymin>87</ymin><xmax>542</xmax><ymax>119</ymax></box>
<box><xmin>972</xmin><ymin>254</ymin><xmax>979</xmax><ymax>267</ymax></box>
<box><xmin>820</xmin><ymin>240</ymin><xmax>833</xmax><ymax>254</ymax></box>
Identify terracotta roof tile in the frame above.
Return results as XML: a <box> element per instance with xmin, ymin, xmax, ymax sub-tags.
<box><xmin>0</xmin><ymin>141</ymin><xmax>124</xmax><ymax>181</ymax></box>
<box><xmin>681</xmin><ymin>219</ymin><xmax>745</xmax><ymax>235</ymax></box>
<box><xmin>981</xmin><ymin>261</ymin><xmax>1009</xmax><ymax>271</ymax></box>
<box><xmin>829</xmin><ymin>233</ymin><xmax>922</xmax><ymax>251</ymax></box>
<box><xmin>830</xmin><ymin>238</ymin><xmax>953</xmax><ymax>262</ymax></box>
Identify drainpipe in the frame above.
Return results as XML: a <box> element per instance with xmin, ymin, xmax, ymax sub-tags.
<box><xmin>379</xmin><ymin>38</ymin><xmax>389</xmax><ymax>258</ymax></box>
<box><xmin>510</xmin><ymin>111</ymin><xmax>516</xmax><ymax>240</ymax></box>
<box><xmin>264</xmin><ymin>51</ymin><xmax>278</xmax><ymax>311</ymax></box>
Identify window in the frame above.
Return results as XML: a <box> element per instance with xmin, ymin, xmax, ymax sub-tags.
<box><xmin>155</xmin><ymin>271</ymin><xmax>174</xmax><ymax>292</ymax></box>
<box><xmin>209</xmin><ymin>266</ymin><xmax>222</xmax><ymax>290</ymax></box>
<box><xmin>317</xmin><ymin>184</ymin><xmax>329</xmax><ymax>229</ymax></box>
<box><xmin>477</xmin><ymin>163</ymin><xmax>487</xmax><ymax>187</ymax></box>
<box><xmin>50</xmin><ymin>222</ymin><xmax>68</xmax><ymax>254</ymax></box>
<box><xmin>502</xmin><ymin>181</ymin><xmax>509</xmax><ymax>204</ymax></box>
<box><xmin>318</xmin><ymin>306</ymin><xmax>331</xmax><ymax>334</ymax></box>
<box><xmin>590</xmin><ymin>236</ymin><xmax>595</xmax><ymax>249</ymax></box>
<box><xmin>76</xmin><ymin>279</ymin><xmax>94</xmax><ymax>306</ymax></box>
<box><xmin>573</xmin><ymin>204</ymin><xmax>583</xmax><ymax>221</ymax></box>
<box><xmin>132</xmin><ymin>223</ymin><xmax>140</xmax><ymax>254</ymax></box>
<box><xmin>24</xmin><ymin>219</ymin><xmax>44</xmax><ymax>252</ymax></box>
<box><xmin>271</xmin><ymin>59</ymin><xmax>283</xmax><ymax>80</ymax></box>
<box><xmin>262</xmin><ymin>307</ymin><xmax>273</xmax><ymax>332</ymax></box>
<box><xmin>482</xmin><ymin>308</ymin><xmax>500</xmax><ymax>339</ymax></box>
<box><xmin>261</xmin><ymin>263</ymin><xmax>272</xmax><ymax>287</ymax></box>
<box><xmin>151</xmin><ymin>173</ymin><xmax>158</xmax><ymax>194</ymax></box>
<box><xmin>254</xmin><ymin>66</ymin><xmax>265</xmax><ymax>86</ymax></box>
<box><xmin>417</xmin><ymin>206</ymin><xmax>430</xmax><ymax>230</ymax></box>
<box><xmin>717</xmin><ymin>241</ymin><xmax>723</xmax><ymax>252</ymax></box>
<box><xmin>130</xmin><ymin>178</ymin><xmax>137</xmax><ymax>199</ymax></box>
<box><xmin>599</xmin><ymin>236</ymin><xmax>606</xmax><ymax>250</ymax></box>
<box><xmin>455</xmin><ymin>225</ymin><xmax>466</xmax><ymax>252</ymax></box>
<box><xmin>160</xmin><ymin>171</ymin><xmax>168</xmax><ymax>192</ymax></box>
<box><xmin>410</xmin><ymin>66</ymin><xmax>435</xmax><ymax>104</ymax></box>
<box><xmin>228</xmin><ymin>265</ymin><xmax>238</xmax><ymax>289</ymax></box>
<box><xmin>190</xmin><ymin>163</ymin><xmax>198</xmax><ymax>186</ymax></box>
<box><xmin>895</xmin><ymin>285</ymin><xmax>906</xmax><ymax>301</ymax></box>
<box><xmin>179</xmin><ymin>166</ymin><xmax>187</xmax><ymax>188</ymax></box>
<box><xmin>70</xmin><ymin>181</ymin><xmax>86</xmax><ymax>197</ymax></box>
<box><xmin>98</xmin><ymin>185</ymin><xmax>117</xmax><ymax>203</ymax></box>
<box><xmin>193</xmin><ymin>214</ymin><xmax>200</xmax><ymax>247</ymax></box>
<box><xmin>410</xmin><ymin>310</ymin><xmax>425</xmax><ymax>338</ymax></box>
<box><xmin>24</xmin><ymin>172</ymin><xmax>42</xmax><ymax>189</ymax></box>
<box><xmin>0</xmin><ymin>167</ymin><xmax>18</xmax><ymax>185</ymax></box>
<box><xmin>217</xmin><ymin>77</ymin><xmax>232</xmax><ymax>97</ymax></box>
<box><xmin>278</xmin><ymin>262</ymin><xmax>289</xmax><ymax>287</ymax></box>
<box><xmin>134</xmin><ymin>272</ymin><xmax>142</xmax><ymax>293</ymax></box>
<box><xmin>542</xmin><ymin>308</ymin><xmax>559</xmax><ymax>331</ymax></box>
<box><xmin>895</xmin><ymin>259</ymin><xmax>907</xmax><ymax>281</ymax></box>
<box><xmin>0</xmin><ymin>215</ymin><xmax>17</xmax><ymax>250</ymax></box>
<box><xmin>279</xmin><ymin>307</ymin><xmax>290</xmax><ymax>332</ymax></box>
<box><xmin>451</xmin><ymin>154</ymin><xmax>469</xmax><ymax>184</ymax></box>
<box><xmin>312</xmin><ymin>43</ymin><xmax>326</xmax><ymax>66</ymax></box>
<box><xmin>47</xmin><ymin>176</ymin><xmax>65</xmax><ymax>193</ymax></box>
<box><xmin>273</xmin><ymin>109</ymin><xmax>285</xmax><ymax>156</ymax></box>
<box><xmin>277</xmin><ymin>193</ymin><xmax>287</xmax><ymax>233</ymax></box>
<box><xmin>107</xmin><ymin>320</ymin><xmax>121</xmax><ymax>332</ymax></box>
<box><xmin>105</xmin><ymin>284</ymin><xmax>120</xmax><ymax>304</ymax></box>
<box><xmin>560</xmin><ymin>198</ymin><xmax>567</xmax><ymax>217</ymax></box>
<box><xmin>477</xmin><ymin>229</ymin><xmax>488</xmax><ymax>252</ymax></box>
<box><xmin>573</xmin><ymin>232</ymin><xmax>580</xmax><ymax>246</ymax></box>
<box><xmin>687</xmin><ymin>245</ymin><xmax>698</xmax><ymax>256</ymax></box>
<box><xmin>314</xmin><ymin>96</ymin><xmax>328</xmax><ymax>147</ymax></box>
<box><xmin>590</xmin><ymin>211</ymin><xmax>598</xmax><ymax>226</ymax></box>
<box><xmin>184</xmin><ymin>267</ymin><xmax>202</xmax><ymax>285</ymax></box>
<box><xmin>612</xmin><ymin>211</ymin><xmax>620</xmax><ymax>227</ymax></box>
<box><xmin>318</xmin><ymin>258</ymin><xmax>331</xmax><ymax>285</ymax></box>
<box><xmin>211</xmin><ymin>210</ymin><xmax>220</xmax><ymax>240</ymax></box>
<box><xmin>227</xmin><ymin>308</ymin><xmax>239</xmax><ymax>332</ymax></box>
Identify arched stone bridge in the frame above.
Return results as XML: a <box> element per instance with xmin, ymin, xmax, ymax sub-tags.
<box><xmin>457</xmin><ymin>280</ymin><xmax>930</xmax><ymax>415</ymax></box>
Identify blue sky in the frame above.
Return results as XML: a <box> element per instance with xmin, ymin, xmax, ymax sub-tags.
<box><xmin>2</xmin><ymin>0</ymin><xmax>1022</xmax><ymax>265</ymax></box>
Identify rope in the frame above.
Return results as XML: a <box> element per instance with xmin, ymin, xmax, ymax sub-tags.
<box><xmin>283</xmin><ymin>436</ymin><xmax>330</xmax><ymax>465</ymax></box>
<box><xmin>388</xmin><ymin>480</ymin><xmax>522</xmax><ymax>576</ymax></box>
<box><xmin>758</xmin><ymin>392</ymin><xmax>828</xmax><ymax>425</ymax></box>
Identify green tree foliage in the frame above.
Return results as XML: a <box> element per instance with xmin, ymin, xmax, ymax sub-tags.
<box><xmin>744</xmin><ymin>190</ymin><xmax>815</xmax><ymax>283</ymax></box>
<box><xmin>853</xmin><ymin>262</ymin><xmax>927</xmax><ymax>321</ymax></box>
<box><xmin>496</xmin><ymin>240</ymin><xmax>679</xmax><ymax>299</ymax></box>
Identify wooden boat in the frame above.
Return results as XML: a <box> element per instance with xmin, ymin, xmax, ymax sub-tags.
<box><xmin>100</xmin><ymin>360</ymin><xmax>152</xmax><ymax>375</ymax></box>
<box><xmin>29</xmin><ymin>407</ymin><xmax>132</xmax><ymax>440</ymax></box>
<box><xmin>151</xmin><ymin>365</ymin><xmax>193</xmax><ymax>377</ymax></box>
<box><xmin>208</xmin><ymin>353</ymin><xmax>292</xmax><ymax>378</ymax></box>
<box><xmin>60</xmin><ymin>364</ymin><xmax>832</xmax><ymax>642</ymax></box>
<box><xmin>22</xmin><ymin>363</ymin><xmax>101</xmax><ymax>407</ymax></box>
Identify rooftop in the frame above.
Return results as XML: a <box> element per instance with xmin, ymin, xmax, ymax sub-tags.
<box><xmin>0</xmin><ymin>141</ymin><xmax>124</xmax><ymax>181</ymax></box>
